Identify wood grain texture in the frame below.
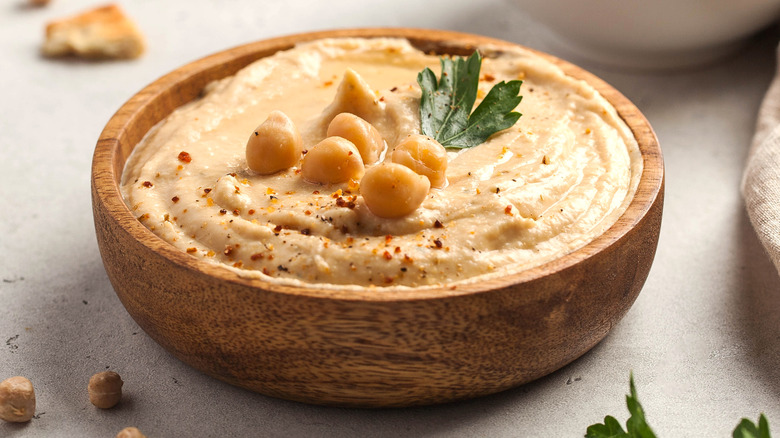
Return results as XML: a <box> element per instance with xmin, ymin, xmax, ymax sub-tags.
<box><xmin>91</xmin><ymin>28</ymin><xmax>664</xmax><ymax>407</ymax></box>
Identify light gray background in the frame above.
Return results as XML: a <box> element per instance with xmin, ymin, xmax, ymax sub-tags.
<box><xmin>1</xmin><ymin>0</ymin><xmax>779</xmax><ymax>436</ymax></box>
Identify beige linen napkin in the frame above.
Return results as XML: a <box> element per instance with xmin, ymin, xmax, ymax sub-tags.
<box><xmin>743</xmin><ymin>46</ymin><xmax>780</xmax><ymax>275</ymax></box>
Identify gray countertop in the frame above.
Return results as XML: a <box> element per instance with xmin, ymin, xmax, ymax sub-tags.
<box><xmin>2</xmin><ymin>0</ymin><xmax>780</xmax><ymax>436</ymax></box>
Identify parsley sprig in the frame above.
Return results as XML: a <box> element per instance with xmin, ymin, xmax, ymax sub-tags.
<box><xmin>585</xmin><ymin>374</ymin><xmax>657</xmax><ymax>438</ymax></box>
<box><xmin>734</xmin><ymin>415</ymin><xmax>772</xmax><ymax>438</ymax></box>
<box><xmin>586</xmin><ymin>374</ymin><xmax>771</xmax><ymax>438</ymax></box>
<box><xmin>417</xmin><ymin>51</ymin><xmax>523</xmax><ymax>148</ymax></box>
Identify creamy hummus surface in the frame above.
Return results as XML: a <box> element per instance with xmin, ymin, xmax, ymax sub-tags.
<box><xmin>121</xmin><ymin>38</ymin><xmax>642</xmax><ymax>289</ymax></box>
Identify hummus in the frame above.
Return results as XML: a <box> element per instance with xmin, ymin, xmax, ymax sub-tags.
<box><xmin>121</xmin><ymin>38</ymin><xmax>642</xmax><ymax>288</ymax></box>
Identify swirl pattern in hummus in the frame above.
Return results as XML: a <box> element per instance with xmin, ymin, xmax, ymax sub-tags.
<box><xmin>121</xmin><ymin>38</ymin><xmax>642</xmax><ymax>288</ymax></box>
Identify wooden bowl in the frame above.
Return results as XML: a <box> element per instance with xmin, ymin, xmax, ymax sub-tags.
<box><xmin>91</xmin><ymin>28</ymin><xmax>663</xmax><ymax>407</ymax></box>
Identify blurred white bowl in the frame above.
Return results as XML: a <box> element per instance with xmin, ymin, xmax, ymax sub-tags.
<box><xmin>515</xmin><ymin>0</ymin><xmax>780</xmax><ymax>69</ymax></box>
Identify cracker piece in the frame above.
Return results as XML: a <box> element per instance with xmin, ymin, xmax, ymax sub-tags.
<box><xmin>42</xmin><ymin>4</ymin><xmax>145</xmax><ymax>59</ymax></box>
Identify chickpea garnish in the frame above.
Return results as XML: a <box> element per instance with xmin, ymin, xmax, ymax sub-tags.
<box><xmin>301</xmin><ymin>136</ymin><xmax>365</xmax><ymax>184</ymax></box>
<box><xmin>88</xmin><ymin>371</ymin><xmax>123</xmax><ymax>409</ymax></box>
<box><xmin>0</xmin><ymin>376</ymin><xmax>35</xmax><ymax>423</ymax></box>
<box><xmin>327</xmin><ymin>113</ymin><xmax>385</xmax><ymax>164</ymax></box>
<box><xmin>361</xmin><ymin>162</ymin><xmax>430</xmax><ymax>218</ymax></box>
<box><xmin>117</xmin><ymin>427</ymin><xmax>146</xmax><ymax>438</ymax></box>
<box><xmin>246</xmin><ymin>110</ymin><xmax>303</xmax><ymax>174</ymax></box>
<box><xmin>392</xmin><ymin>134</ymin><xmax>448</xmax><ymax>188</ymax></box>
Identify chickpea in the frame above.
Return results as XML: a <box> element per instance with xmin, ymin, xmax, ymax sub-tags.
<box><xmin>246</xmin><ymin>110</ymin><xmax>303</xmax><ymax>174</ymax></box>
<box><xmin>301</xmin><ymin>136</ymin><xmax>365</xmax><ymax>184</ymax></box>
<box><xmin>0</xmin><ymin>376</ymin><xmax>35</xmax><ymax>423</ymax></box>
<box><xmin>117</xmin><ymin>427</ymin><xmax>146</xmax><ymax>438</ymax></box>
<box><xmin>88</xmin><ymin>371</ymin><xmax>123</xmax><ymax>409</ymax></box>
<box><xmin>391</xmin><ymin>134</ymin><xmax>448</xmax><ymax>188</ymax></box>
<box><xmin>326</xmin><ymin>113</ymin><xmax>384</xmax><ymax>164</ymax></box>
<box><xmin>360</xmin><ymin>163</ymin><xmax>430</xmax><ymax>218</ymax></box>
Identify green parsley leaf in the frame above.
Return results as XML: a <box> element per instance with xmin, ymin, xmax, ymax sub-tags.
<box><xmin>587</xmin><ymin>375</ymin><xmax>774</xmax><ymax>438</ymax></box>
<box><xmin>733</xmin><ymin>414</ymin><xmax>771</xmax><ymax>438</ymax></box>
<box><xmin>417</xmin><ymin>51</ymin><xmax>522</xmax><ymax>148</ymax></box>
<box><xmin>625</xmin><ymin>375</ymin><xmax>657</xmax><ymax>437</ymax></box>
<box><xmin>585</xmin><ymin>374</ymin><xmax>657</xmax><ymax>438</ymax></box>
<box><xmin>586</xmin><ymin>416</ymin><xmax>629</xmax><ymax>438</ymax></box>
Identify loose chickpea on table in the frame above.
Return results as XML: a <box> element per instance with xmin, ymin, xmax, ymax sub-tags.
<box><xmin>88</xmin><ymin>371</ymin><xmax>123</xmax><ymax>409</ymax></box>
<box><xmin>116</xmin><ymin>426</ymin><xmax>146</xmax><ymax>438</ymax></box>
<box><xmin>0</xmin><ymin>376</ymin><xmax>35</xmax><ymax>423</ymax></box>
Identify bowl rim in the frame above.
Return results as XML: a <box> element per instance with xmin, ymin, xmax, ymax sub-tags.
<box><xmin>92</xmin><ymin>27</ymin><xmax>663</xmax><ymax>302</ymax></box>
